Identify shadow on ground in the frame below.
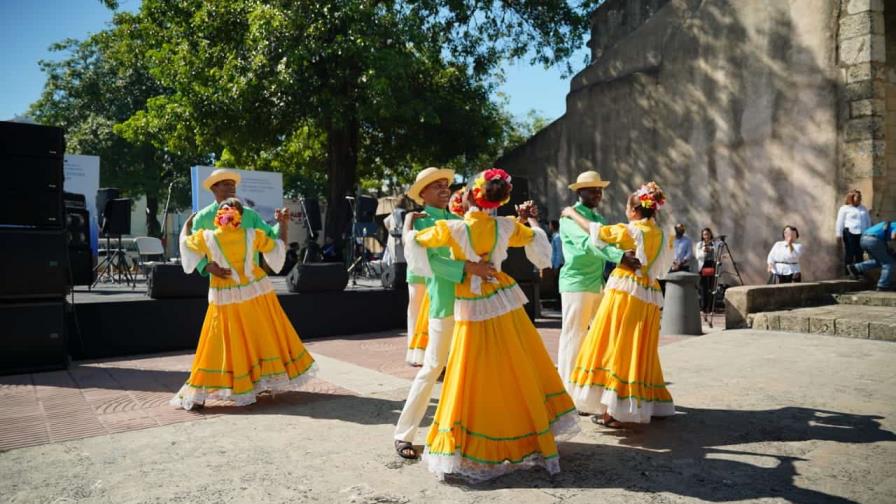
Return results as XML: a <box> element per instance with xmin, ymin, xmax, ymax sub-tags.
<box><xmin>436</xmin><ymin>405</ymin><xmax>896</xmax><ymax>503</ymax></box>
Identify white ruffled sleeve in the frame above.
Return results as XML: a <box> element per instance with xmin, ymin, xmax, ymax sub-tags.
<box><xmin>524</xmin><ymin>227</ymin><xmax>552</xmax><ymax>271</ymax></box>
<box><xmin>263</xmin><ymin>239</ymin><xmax>286</xmax><ymax>274</ymax></box>
<box><xmin>179</xmin><ymin>229</ymin><xmax>204</xmax><ymax>274</ymax></box>
<box><xmin>404</xmin><ymin>229</ymin><xmax>433</xmax><ymax>278</ymax></box>
<box><xmin>588</xmin><ymin>222</ymin><xmax>609</xmax><ymax>248</ymax></box>
<box><xmin>652</xmin><ymin>231</ymin><xmax>676</xmax><ymax>280</ymax></box>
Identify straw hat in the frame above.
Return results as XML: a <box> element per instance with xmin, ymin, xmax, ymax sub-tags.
<box><xmin>568</xmin><ymin>170</ymin><xmax>610</xmax><ymax>190</ymax></box>
<box><xmin>407</xmin><ymin>167</ymin><xmax>455</xmax><ymax>205</ymax></box>
<box><xmin>202</xmin><ymin>168</ymin><xmax>241</xmax><ymax>191</ymax></box>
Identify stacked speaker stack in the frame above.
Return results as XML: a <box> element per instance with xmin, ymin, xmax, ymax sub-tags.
<box><xmin>0</xmin><ymin>121</ymin><xmax>70</xmax><ymax>375</ymax></box>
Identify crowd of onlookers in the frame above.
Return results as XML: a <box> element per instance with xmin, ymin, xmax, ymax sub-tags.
<box><xmin>547</xmin><ymin>188</ymin><xmax>895</xmax><ymax>307</ymax></box>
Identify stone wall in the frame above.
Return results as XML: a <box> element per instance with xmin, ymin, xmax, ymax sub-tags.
<box><xmin>589</xmin><ymin>0</ymin><xmax>672</xmax><ymax>61</ymax></box>
<box><xmin>498</xmin><ymin>0</ymin><xmax>893</xmax><ymax>285</ymax></box>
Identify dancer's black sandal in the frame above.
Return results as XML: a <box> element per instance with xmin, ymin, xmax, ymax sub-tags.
<box><xmin>394</xmin><ymin>440</ymin><xmax>418</xmax><ymax>459</ymax></box>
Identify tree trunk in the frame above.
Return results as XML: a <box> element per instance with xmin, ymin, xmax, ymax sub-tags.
<box><xmin>145</xmin><ymin>194</ymin><xmax>162</xmax><ymax>237</ymax></box>
<box><xmin>323</xmin><ymin>113</ymin><xmax>360</xmax><ymax>258</ymax></box>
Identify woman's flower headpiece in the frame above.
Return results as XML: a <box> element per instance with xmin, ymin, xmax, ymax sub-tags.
<box><xmin>635</xmin><ymin>182</ymin><xmax>666</xmax><ymax>210</ymax></box>
<box><xmin>448</xmin><ymin>189</ymin><xmax>466</xmax><ymax>217</ymax></box>
<box><xmin>214</xmin><ymin>205</ymin><xmax>242</xmax><ymax>229</ymax></box>
<box><xmin>471</xmin><ymin>168</ymin><xmax>512</xmax><ymax>209</ymax></box>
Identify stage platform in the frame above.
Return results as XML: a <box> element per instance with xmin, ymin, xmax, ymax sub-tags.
<box><xmin>66</xmin><ymin>277</ymin><xmax>407</xmax><ymax>360</ymax></box>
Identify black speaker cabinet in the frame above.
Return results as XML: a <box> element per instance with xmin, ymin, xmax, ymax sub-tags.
<box><xmin>381</xmin><ymin>262</ymin><xmax>408</xmax><ymax>290</ymax></box>
<box><xmin>0</xmin><ymin>121</ymin><xmax>65</xmax><ymax>158</ymax></box>
<box><xmin>0</xmin><ymin>229</ymin><xmax>67</xmax><ymax>299</ymax></box>
<box><xmin>147</xmin><ymin>263</ymin><xmax>209</xmax><ymax>299</ymax></box>
<box><xmin>0</xmin><ymin>301</ymin><xmax>68</xmax><ymax>375</ymax></box>
<box><xmin>2</xmin><ymin>154</ymin><xmax>64</xmax><ymax>228</ymax></box>
<box><xmin>287</xmin><ymin>263</ymin><xmax>349</xmax><ymax>293</ymax></box>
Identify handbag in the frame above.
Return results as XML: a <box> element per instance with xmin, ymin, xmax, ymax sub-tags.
<box><xmin>700</xmin><ymin>266</ymin><xmax>715</xmax><ymax>277</ymax></box>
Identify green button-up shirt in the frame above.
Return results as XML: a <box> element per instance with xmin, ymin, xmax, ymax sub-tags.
<box><xmin>191</xmin><ymin>201</ymin><xmax>279</xmax><ymax>276</ymax></box>
<box><xmin>558</xmin><ymin>202</ymin><xmax>624</xmax><ymax>293</ymax></box>
<box><xmin>411</xmin><ymin>205</ymin><xmax>465</xmax><ymax>319</ymax></box>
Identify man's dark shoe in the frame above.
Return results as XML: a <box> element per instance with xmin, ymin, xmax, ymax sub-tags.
<box><xmin>846</xmin><ymin>264</ymin><xmax>862</xmax><ymax>280</ymax></box>
<box><xmin>875</xmin><ymin>286</ymin><xmax>895</xmax><ymax>292</ymax></box>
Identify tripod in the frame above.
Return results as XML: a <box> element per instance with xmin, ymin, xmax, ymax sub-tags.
<box><xmin>706</xmin><ymin>235</ymin><xmax>744</xmax><ymax>328</ymax></box>
<box><xmin>92</xmin><ymin>233</ymin><xmax>135</xmax><ymax>288</ymax></box>
<box><xmin>298</xmin><ymin>197</ymin><xmax>322</xmax><ymax>264</ymax></box>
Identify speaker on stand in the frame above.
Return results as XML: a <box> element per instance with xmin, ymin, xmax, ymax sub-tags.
<box><xmin>93</xmin><ymin>196</ymin><xmax>134</xmax><ymax>288</ymax></box>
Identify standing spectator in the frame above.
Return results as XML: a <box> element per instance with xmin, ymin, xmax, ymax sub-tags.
<box><xmin>836</xmin><ymin>189</ymin><xmax>871</xmax><ymax>274</ymax></box>
<box><xmin>670</xmin><ymin>223</ymin><xmax>694</xmax><ymax>272</ymax></box>
<box><xmin>848</xmin><ymin>221</ymin><xmax>895</xmax><ymax>292</ymax></box>
<box><xmin>694</xmin><ymin>227</ymin><xmax>721</xmax><ymax>317</ymax></box>
<box><xmin>550</xmin><ymin>219</ymin><xmax>564</xmax><ymax>270</ymax></box>
<box><xmin>767</xmin><ymin>225</ymin><xmax>803</xmax><ymax>283</ymax></box>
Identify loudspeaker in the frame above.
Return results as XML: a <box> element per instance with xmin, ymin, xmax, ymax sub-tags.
<box><xmin>0</xmin><ymin>229</ymin><xmax>67</xmax><ymax>299</ymax></box>
<box><xmin>95</xmin><ymin>187</ymin><xmax>120</xmax><ymax>229</ymax></box>
<box><xmin>1</xmin><ymin>122</ymin><xmax>65</xmax><ymax>229</ymax></box>
<box><xmin>350</xmin><ymin>195</ymin><xmax>378</xmax><ymax>237</ymax></box>
<box><xmin>287</xmin><ymin>263</ymin><xmax>349</xmax><ymax>293</ymax></box>
<box><xmin>2</xmin><ymin>155</ymin><xmax>64</xmax><ymax>228</ymax></box>
<box><xmin>65</xmin><ymin>207</ymin><xmax>94</xmax><ymax>285</ymax></box>
<box><xmin>101</xmin><ymin>198</ymin><xmax>131</xmax><ymax>236</ymax></box>
<box><xmin>381</xmin><ymin>262</ymin><xmax>407</xmax><ymax>290</ymax></box>
<box><xmin>147</xmin><ymin>263</ymin><xmax>208</xmax><ymax>299</ymax></box>
<box><xmin>0</xmin><ymin>301</ymin><xmax>68</xmax><ymax>375</ymax></box>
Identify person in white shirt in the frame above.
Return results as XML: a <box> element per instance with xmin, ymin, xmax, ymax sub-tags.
<box><xmin>767</xmin><ymin>225</ymin><xmax>803</xmax><ymax>283</ymax></box>
<box><xmin>835</xmin><ymin>189</ymin><xmax>871</xmax><ymax>274</ymax></box>
<box><xmin>694</xmin><ymin>227</ymin><xmax>721</xmax><ymax>315</ymax></box>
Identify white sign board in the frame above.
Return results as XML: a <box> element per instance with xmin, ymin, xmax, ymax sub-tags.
<box><xmin>190</xmin><ymin>166</ymin><xmax>283</xmax><ymax>223</ymax></box>
<box><xmin>63</xmin><ymin>154</ymin><xmax>101</xmax><ymax>253</ymax></box>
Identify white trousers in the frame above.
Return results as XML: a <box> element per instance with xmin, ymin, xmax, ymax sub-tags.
<box><xmin>406</xmin><ymin>283</ymin><xmax>426</xmax><ymax>346</ymax></box>
<box><xmin>559</xmin><ymin>291</ymin><xmax>603</xmax><ymax>392</ymax></box>
<box><xmin>394</xmin><ymin>316</ymin><xmax>455</xmax><ymax>442</ymax></box>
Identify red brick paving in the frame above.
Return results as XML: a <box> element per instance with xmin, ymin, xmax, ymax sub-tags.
<box><xmin>0</xmin><ymin>315</ymin><xmax>697</xmax><ymax>452</ymax></box>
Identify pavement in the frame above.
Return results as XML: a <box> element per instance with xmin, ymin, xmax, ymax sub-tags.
<box><xmin>1</xmin><ymin>315</ymin><xmax>894</xmax><ymax>503</ymax></box>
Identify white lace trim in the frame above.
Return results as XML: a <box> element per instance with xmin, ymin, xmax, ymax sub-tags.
<box><xmin>524</xmin><ymin>227</ymin><xmax>552</xmax><ymax>271</ymax></box>
<box><xmin>208</xmin><ymin>276</ymin><xmax>275</xmax><ymax>305</ymax></box>
<box><xmin>487</xmin><ymin>217</ymin><xmax>517</xmax><ymax>274</ymax></box>
<box><xmin>421</xmin><ymin>412</ymin><xmax>576</xmax><ymax>483</ymax></box>
<box><xmin>454</xmin><ymin>284</ymin><xmax>529</xmax><ymax>322</ymax></box>
<box><xmin>406</xmin><ymin>348</ymin><xmax>425</xmax><ymax>366</ymax></box>
<box><xmin>568</xmin><ymin>384</ymin><xmax>675</xmax><ymax>424</ymax></box>
<box><xmin>604</xmin><ymin>274</ymin><xmax>664</xmax><ymax>307</ymax></box>
<box><xmin>170</xmin><ymin>363</ymin><xmax>318</xmax><ymax>410</ymax></box>
<box><xmin>179</xmin><ymin>228</ymin><xmax>204</xmax><ymax>274</ymax></box>
<box><xmin>404</xmin><ymin>229</ymin><xmax>434</xmax><ymax>278</ymax></box>
<box><xmin>263</xmin><ymin>238</ymin><xmax>286</xmax><ymax>274</ymax></box>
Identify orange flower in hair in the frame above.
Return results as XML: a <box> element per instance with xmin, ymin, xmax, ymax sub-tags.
<box><xmin>449</xmin><ymin>189</ymin><xmax>466</xmax><ymax>216</ymax></box>
<box><xmin>471</xmin><ymin>168</ymin><xmax>512</xmax><ymax>209</ymax></box>
<box><xmin>214</xmin><ymin>205</ymin><xmax>242</xmax><ymax>229</ymax></box>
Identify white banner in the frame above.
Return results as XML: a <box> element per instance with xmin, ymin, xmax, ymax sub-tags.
<box><xmin>191</xmin><ymin>166</ymin><xmax>283</xmax><ymax>223</ymax></box>
<box><xmin>63</xmin><ymin>154</ymin><xmax>101</xmax><ymax>253</ymax></box>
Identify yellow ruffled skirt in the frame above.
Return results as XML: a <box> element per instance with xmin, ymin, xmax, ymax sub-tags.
<box><xmin>423</xmin><ymin>307</ymin><xmax>579</xmax><ymax>482</ymax></box>
<box><xmin>568</xmin><ymin>272</ymin><xmax>674</xmax><ymax>423</ymax></box>
<box><xmin>406</xmin><ymin>293</ymin><xmax>429</xmax><ymax>366</ymax></box>
<box><xmin>171</xmin><ymin>291</ymin><xmax>316</xmax><ymax>410</ymax></box>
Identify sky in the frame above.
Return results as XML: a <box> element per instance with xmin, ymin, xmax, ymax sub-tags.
<box><xmin>0</xmin><ymin>0</ymin><xmax>588</xmax><ymax>124</ymax></box>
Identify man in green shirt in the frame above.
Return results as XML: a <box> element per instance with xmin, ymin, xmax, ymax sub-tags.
<box><xmin>558</xmin><ymin>171</ymin><xmax>639</xmax><ymax>393</ymax></box>
<box><xmin>190</xmin><ymin>168</ymin><xmax>288</xmax><ymax>278</ymax></box>
<box><xmin>393</xmin><ymin>167</ymin><xmax>494</xmax><ymax>459</ymax></box>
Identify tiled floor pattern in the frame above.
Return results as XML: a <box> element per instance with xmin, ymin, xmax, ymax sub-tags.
<box><xmin>1</xmin><ymin>314</ymin><xmax>700</xmax><ymax>452</ymax></box>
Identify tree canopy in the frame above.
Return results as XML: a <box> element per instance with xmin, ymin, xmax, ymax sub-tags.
<box><xmin>31</xmin><ymin>0</ymin><xmax>598</xmax><ymax>243</ymax></box>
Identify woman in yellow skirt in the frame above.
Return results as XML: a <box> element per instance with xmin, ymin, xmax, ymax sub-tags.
<box><xmin>171</xmin><ymin>198</ymin><xmax>316</xmax><ymax>410</ymax></box>
<box><xmin>561</xmin><ymin>182</ymin><xmax>675</xmax><ymax>427</ymax></box>
<box><xmin>405</xmin><ymin>169</ymin><xmax>578</xmax><ymax>482</ymax></box>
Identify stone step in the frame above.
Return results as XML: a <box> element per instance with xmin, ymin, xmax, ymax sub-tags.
<box><xmin>833</xmin><ymin>290</ymin><xmax>896</xmax><ymax>307</ymax></box>
<box><xmin>748</xmin><ymin>305</ymin><xmax>896</xmax><ymax>341</ymax></box>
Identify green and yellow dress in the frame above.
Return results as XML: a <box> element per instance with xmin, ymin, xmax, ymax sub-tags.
<box><xmin>406</xmin><ymin>210</ymin><xmax>578</xmax><ymax>482</ymax></box>
<box><xmin>171</xmin><ymin>225</ymin><xmax>316</xmax><ymax>409</ymax></box>
<box><xmin>568</xmin><ymin>218</ymin><xmax>675</xmax><ymax>422</ymax></box>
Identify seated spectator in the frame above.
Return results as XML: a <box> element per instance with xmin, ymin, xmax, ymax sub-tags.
<box><xmin>848</xmin><ymin>221</ymin><xmax>895</xmax><ymax>291</ymax></box>
<box><xmin>670</xmin><ymin>223</ymin><xmax>694</xmax><ymax>272</ymax></box>
<box><xmin>767</xmin><ymin>225</ymin><xmax>803</xmax><ymax>283</ymax></box>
